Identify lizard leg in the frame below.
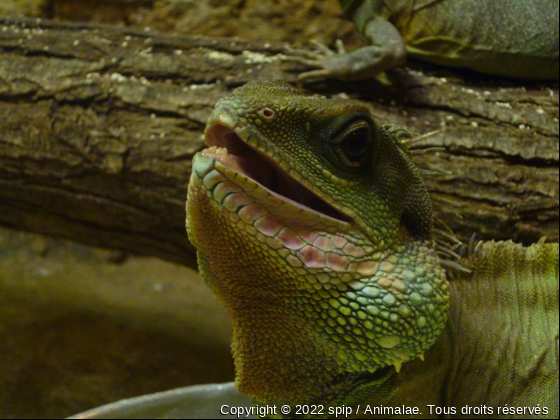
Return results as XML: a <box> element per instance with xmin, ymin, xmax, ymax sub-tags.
<box><xmin>285</xmin><ymin>18</ymin><xmax>406</xmax><ymax>82</ymax></box>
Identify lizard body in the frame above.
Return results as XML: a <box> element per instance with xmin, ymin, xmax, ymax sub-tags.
<box><xmin>186</xmin><ymin>80</ymin><xmax>559</xmax><ymax>417</ymax></box>
<box><xmin>334</xmin><ymin>239</ymin><xmax>559</xmax><ymax>418</ymax></box>
<box><xmin>295</xmin><ymin>0</ymin><xmax>559</xmax><ymax>81</ymax></box>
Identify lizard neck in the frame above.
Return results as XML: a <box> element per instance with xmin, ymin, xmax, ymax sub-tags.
<box><xmin>321</xmin><ymin>241</ymin><xmax>559</xmax><ymax>410</ymax></box>
<box><xmin>190</xmin><ymin>179</ymin><xmax>448</xmax><ymax>405</ymax></box>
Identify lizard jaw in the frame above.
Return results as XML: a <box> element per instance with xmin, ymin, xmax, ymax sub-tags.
<box><xmin>204</xmin><ymin>121</ymin><xmax>355</xmax><ymax>225</ymax></box>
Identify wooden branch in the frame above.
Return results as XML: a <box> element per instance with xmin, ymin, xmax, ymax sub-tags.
<box><xmin>0</xmin><ymin>18</ymin><xmax>557</xmax><ymax>267</ymax></box>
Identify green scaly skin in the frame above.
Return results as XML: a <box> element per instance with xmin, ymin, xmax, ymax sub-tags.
<box><xmin>330</xmin><ymin>239</ymin><xmax>559</xmax><ymax>419</ymax></box>
<box><xmin>186</xmin><ymin>80</ymin><xmax>559</xmax><ymax>417</ymax></box>
<box><xmin>186</xmin><ymin>80</ymin><xmax>448</xmax><ymax>408</ymax></box>
<box><xmin>296</xmin><ymin>0</ymin><xmax>559</xmax><ymax>81</ymax></box>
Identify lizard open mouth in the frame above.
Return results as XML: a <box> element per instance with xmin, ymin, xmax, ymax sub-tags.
<box><xmin>204</xmin><ymin>123</ymin><xmax>353</xmax><ymax>224</ymax></box>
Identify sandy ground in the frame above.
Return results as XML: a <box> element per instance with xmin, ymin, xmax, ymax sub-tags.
<box><xmin>0</xmin><ymin>227</ymin><xmax>233</xmax><ymax>418</ymax></box>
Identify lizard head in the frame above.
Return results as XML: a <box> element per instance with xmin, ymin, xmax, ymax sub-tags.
<box><xmin>186</xmin><ymin>80</ymin><xmax>448</xmax><ymax>406</ymax></box>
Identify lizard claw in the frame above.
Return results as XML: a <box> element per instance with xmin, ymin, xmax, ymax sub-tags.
<box><xmin>333</xmin><ymin>39</ymin><xmax>347</xmax><ymax>55</ymax></box>
<box><xmin>295</xmin><ymin>69</ymin><xmax>334</xmax><ymax>84</ymax></box>
<box><xmin>308</xmin><ymin>39</ymin><xmax>347</xmax><ymax>56</ymax></box>
<box><xmin>308</xmin><ymin>40</ymin><xmax>337</xmax><ymax>56</ymax></box>
<box><xmin>283</xmin><ymin>39</ymin><xmax>350</xmax><ymax>83</ymax></box>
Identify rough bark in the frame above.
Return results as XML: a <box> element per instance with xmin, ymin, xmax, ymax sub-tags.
<box><xmin>0</xmin><ymin>18</ymin><xmax>558</xmax><ymax>267</ymax></box>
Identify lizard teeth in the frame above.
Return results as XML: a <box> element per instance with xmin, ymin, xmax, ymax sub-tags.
<box><xmin>393</xmin><ymin>361</ymin><xmax>402</xmax><ymax>373</ymax></box>
<box><xmin>207</xmin><ymin>145</ymin><xmax>229</xmax><ymax>155</ymax></box>
<box><xmin>418</xmin><ymin>353</ymin><xmax>425</xmax><ymax>362</ymax></box>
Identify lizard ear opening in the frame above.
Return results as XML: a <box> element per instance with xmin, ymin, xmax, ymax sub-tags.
<box><xmin>399</xmin><ymin>208</ymin><xmax>429</xmax><ymax>240</ymax></box>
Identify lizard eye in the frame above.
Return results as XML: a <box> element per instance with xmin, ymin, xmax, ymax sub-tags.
<box><xmin>332</xmin><ymin>120</ymin><xmax>373</xmax><ymax>169</ymax></box>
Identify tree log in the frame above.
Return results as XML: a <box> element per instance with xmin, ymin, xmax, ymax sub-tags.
<box><xmin>0</xmin><ymin>18</ymin><xmax>558</xmax><ymax>267</ymax></box>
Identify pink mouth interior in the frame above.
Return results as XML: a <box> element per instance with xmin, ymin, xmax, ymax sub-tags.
<box><xmin>205</xmin><ymin>124</ymin><xmax>353</xmax><ymax>224</ymax></box>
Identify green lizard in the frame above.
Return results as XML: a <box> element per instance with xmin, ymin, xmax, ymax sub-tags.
<box><xmin>291</xmin><ymin>0</ymin><xmax>559</xmax><ymax>81</ymax></box>
<box><xmin>186</xmin><ymin>80</ymin><xmax>559</xmax><ymax>417</ymax></box>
